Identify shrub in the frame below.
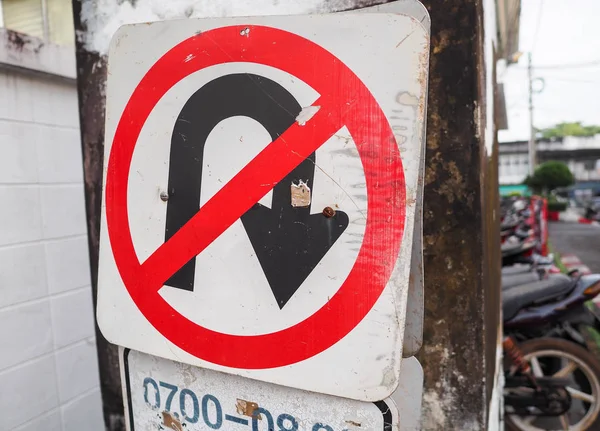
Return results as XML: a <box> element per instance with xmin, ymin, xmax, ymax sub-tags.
<box><xmin>548</xmin><ymin>201</ymin><xmax>568</xmax><ymax>212</ymax></box>
<box><xmin>524</xmin><ymin>161</ymin><xmax>575</xmax><ymax>194</ymax></box>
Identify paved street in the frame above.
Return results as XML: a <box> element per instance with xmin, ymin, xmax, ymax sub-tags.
<box><xmin>549</xmin><ymin>222</ymin><xmax>600</xmax><ymax>272</ymax></box>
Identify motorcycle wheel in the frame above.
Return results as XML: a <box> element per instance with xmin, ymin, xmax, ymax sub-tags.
<box><xmin>586</xmin><ymin>208</ymin><xmax>596</xmax><ymax>220</ymax></box>
<box><xmin>505</xmin><ymin>338</ymin><xmax>600</xmax><ymax>431</ymax></box>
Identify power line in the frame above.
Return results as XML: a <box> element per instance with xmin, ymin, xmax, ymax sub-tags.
<box><xmin>512</xmin><ymin>59</ymin><xmax>600</xmax><ymax>71</ymax></box>
<box><xmin>542</xmin><ymin>76</ymin><xmax>600</xmax><ymax>84</ymax></box>
<box><xmin>507</xmin><ymin>96</ymin><xmax>600</xmax><ymax>111</ymax></box>
<box><xmin>530</xmin><ymin>0</ymin><xmax>544</xmax><ymax>53</ymax></box>
<box><xmin>534</xmin><ymin>59</ymin><xmax>600</xmax><ymax>70</ymax></box>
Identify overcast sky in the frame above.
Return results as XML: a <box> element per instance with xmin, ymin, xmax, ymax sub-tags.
<box><xmin>498</xmin><ymin>0</ymin><xmax>600</xmax><ymax>142</ymax></box>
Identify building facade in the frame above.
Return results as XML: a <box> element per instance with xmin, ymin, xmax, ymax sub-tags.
<box><xmin>499</xmin><ymin>135</ymin><xmax>600</xmax><ymax>185</ymax></box>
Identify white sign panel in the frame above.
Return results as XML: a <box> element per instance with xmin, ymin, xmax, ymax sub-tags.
<box><xmin>391</xmin><ymin>357</ymin><xmax>424</xmax><ymax>431</ymax></box>
<box><xmin>349</xmin><ymin>0</ymin><xmax>430</xmax><ymax>360</ymax></box>
<box><xmin>98</xmin><ymin>10</ymin><xmax>430</xmax><ymax>401</ymax></box>
<box><xmin>121</xmin><ymin>348</ymin><xmax>399</xmax><ymax>431</ymax></box>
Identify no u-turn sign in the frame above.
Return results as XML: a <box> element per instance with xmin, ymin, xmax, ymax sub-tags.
<box><xmin>98</xmin><ymin>10</ymin><xmax>429</xmax><ymax>402</ymax></box>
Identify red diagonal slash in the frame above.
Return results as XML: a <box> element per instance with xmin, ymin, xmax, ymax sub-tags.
<box><xmin>104</xmin><ymin>24</ymin><xmax>406</xmax><ymax>369</ymax></box>
<box><xmin>139</xmin><ymin>95</ymin><xmax>355</xmax><ymax>291</ymax></box>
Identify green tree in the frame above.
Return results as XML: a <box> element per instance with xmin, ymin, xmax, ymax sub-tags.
<box><xmin>539</xmin><ymin>122</ymin><xmax>600</xmax><ymax>139</ymax></box>
<box><xmin>524</xmin><ymin>161</ymin><xmax>575</xmax><ymax>194</ymax></box>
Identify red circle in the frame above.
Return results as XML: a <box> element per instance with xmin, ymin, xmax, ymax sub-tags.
<box><xmin>105</xmin><ymin>25</ymin><xmax>406</xmax><ymax>369</ymax></box>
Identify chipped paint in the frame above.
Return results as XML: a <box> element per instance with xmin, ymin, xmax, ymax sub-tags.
<box><xmin>290</xmin><ymin>180</ymin><xmax>311</xmax><ymax>207</ymax></box>
<box><xmin>162</xmin><ymin>411</ymin><xmax>183</xmax><ymax>431</ymax></box>
<box><xmin>236</xmin><ymin>399</ymin><xmax>260</xmax><ymax>418</ymax></box>
<box><xmin>295</xmin><ymin>105</ymin><xmax>321</xmax><ymax>126</ymax></box>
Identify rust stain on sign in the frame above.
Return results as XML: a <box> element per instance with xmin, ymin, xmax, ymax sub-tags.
<box><xmin>162</xmin><ymin>411</ymin><xmax>183</xmax><ymax>431</ymax></box>
<box><xmin>236</xmin><ymin>399</ymin><xmax>261</xmax><ymax>419</ymax></box>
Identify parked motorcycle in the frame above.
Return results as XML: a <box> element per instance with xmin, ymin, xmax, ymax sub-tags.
<box><xmin>500</xmin><ymin>196</ymin><xmax>600</xmax><ymax>429</ymax></box>
<box><xmin>501</xmin><ymin>197</ymin><xmax>552</xmax><ymax>268</ymax></box>
<box><xmin>584</xmin><ymin>196</ymin><xmax>600</xmax><ymax>221</ymax></box>
<box><xmin>502</xmin><ymin>269</ymin><xmax>600</xmax><ymax>430</ymax></box>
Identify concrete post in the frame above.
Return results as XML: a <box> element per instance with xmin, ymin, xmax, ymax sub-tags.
<box><xmin>417</xmin><ymin>1</ymin><xmax>501</xmax><ymax>429</ymax></box>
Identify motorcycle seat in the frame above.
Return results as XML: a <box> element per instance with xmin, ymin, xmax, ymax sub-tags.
<box><xmin>513</xmin><ymin>229</ymin><xmax>531</xmax><ymax>240</ymax></box>
<box><xmin>502</xmin><ymin>240</ymin><xmax>534</xmax><ymax>257</ymax></box>
<box><xmin>502</xmin><ymin>265</ymin><xmax>533</xmax><ymax>276</ymax></box>
<box><xmin>502</xmin><ymin>272</ymin><xmax>540</xmax><ymax>290</ymax></box>
<box><xmin>503</xmin><ymin>274</ymin><xmax>574</xmax><ymax>321</ymax></box>
<box><xmin>501</xmin><ymin>220</ymin><xmax>519</xmax><ymax>230</ymax></box>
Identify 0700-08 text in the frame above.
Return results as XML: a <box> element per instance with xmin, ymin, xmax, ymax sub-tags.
<box><xmin>143</xmin><ymin>377</ymin><xmax>342</xmax><ymax>431</ymax></box>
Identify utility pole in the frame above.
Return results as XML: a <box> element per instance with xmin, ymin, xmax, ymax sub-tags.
<box><xmin>528</xmin><ymin>52</ymin><xmax>536</xmax><ymax>175</ymax></box>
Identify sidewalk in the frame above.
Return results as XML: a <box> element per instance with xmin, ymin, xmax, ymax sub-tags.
<box><xmin>553</xmin><ymin>208</ymin><xmax>600</xmax><ymax>226</ymax></box>
<box><xmin>560</xmin><ymin>253</ymin><xmax>592</xmax><ymax>275</ymax></box>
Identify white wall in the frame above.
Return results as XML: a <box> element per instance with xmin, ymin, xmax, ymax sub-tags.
<box><xmin>0</xmin><ymin>41</ymin><xmax>103</xmax><ymax>429</ymax></box>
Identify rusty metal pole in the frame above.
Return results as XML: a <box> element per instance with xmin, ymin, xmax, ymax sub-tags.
<box><xmin>71</xmin><ymin>3</ymin><xmax>123</xmax><ymax>429</ymax></box>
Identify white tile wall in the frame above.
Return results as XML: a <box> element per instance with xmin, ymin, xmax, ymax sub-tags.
<box><xmin>0</xmin><ymin>72</ymin><xmax>35</xmax><ymax>122</ymax></box>
<box><xmin>0</xmin><ymin>186</ymin><xmax>43</xmax><ymax>245</ymax></box>
<box><xmin>45</xmin><ymin>236</ymin><xmax>91</xmax><ymax>295</ymax></box>
<box><xmin>0</xmin><ymin>121</ymin><xmax>39</xmax><ymax>183</ymax></box>
<box><xmin>31</xmin><ymin>78</ymin><xmax>80</xmax><ymax>128</ymax></box>
<box><xmin>36</xmin><ymin>127</ymin><xmax>84</xmax><ymax>184</ymax></box>
<box><xmin>0</xmin><ymin>67</ymin><xmax>103</xmax><ymax>429</ymax></box>
<box><xmin>13</xmin><ymin>409</ymin><xmax>63</xmax><ymax>431</ymax></box>
<box><xmin>0</xmin><ymin>299</ymin><xmax>54</xmax><ymax>370</ymax></box>
<box><xmin>51</xmin><ymin>288</ymin><xmax>96</xmax><ymax>349</ymax></box>
<box><xmin>55</xmin><ymin>338</ymin><xmax>100</xmax><ymax>403</ymax></box>
<box><xmin>0</xmin><ymin>355</ymin><xmax>60</xmax><ymax>429</ymax></box>
<box><xmin>0</xmin><ymin>243</ymin><xmax>47</xmax><ymax>308</ymax></box>
<box><xmin>62</xmin><ymin>389</ymin><xmax>105</xmax><ymax>431</ymax></box>
<box><xmin>40</xmin><ymin>185</ymin><xmax>87</xmax><ymax>239</ymax></box>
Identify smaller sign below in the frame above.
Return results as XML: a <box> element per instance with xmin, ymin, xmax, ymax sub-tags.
<box><xmin>120</xmin><ymin>348</ymin><xmax>399</xmax><ymax>431</ymax></box>
<box><xmin>392</xmin><ymin>357</ymin><xmax>424</xmax><ymax>430</ymax></box>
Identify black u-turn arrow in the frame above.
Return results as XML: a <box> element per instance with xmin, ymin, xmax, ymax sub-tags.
<box><xmin>165</xmin><ymin>73</ymin><xmax>349</xmax><ymax>308</ymax></box>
